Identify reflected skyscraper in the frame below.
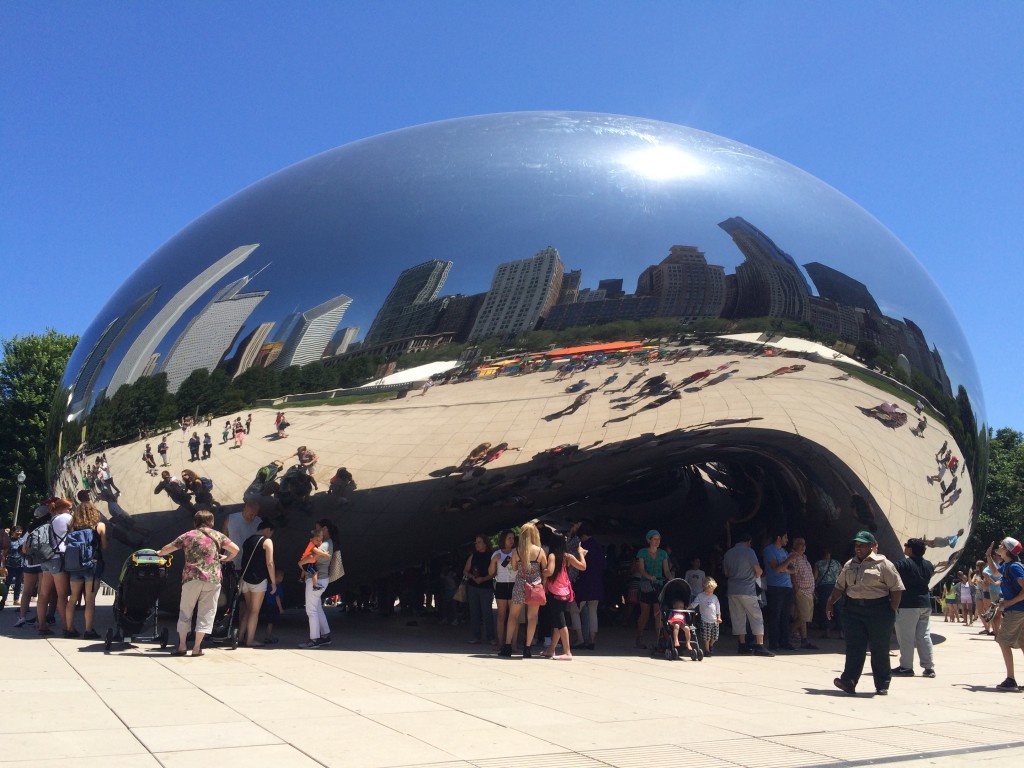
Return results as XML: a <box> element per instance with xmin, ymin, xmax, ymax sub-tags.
<box><xmin>636</xmin><ymin>245</ymin><xmax>726</xmax><ymax>321</ymax></box>
<box><xmin>68</xmin><ymin>287</ymin><xmax>158</xmax><ymax>414</ymax></box>
<box><xmin>325</xmin><ymin>326</ymin><xmax>359</xmax><ymax>357</ymax></box>
<box><xmin>804</xmin><ymin>262</ymin><xmax>882</xmax><ymax>315</ymax></box>
<box><xmin>230</xmin><ymin>322</ymin><xmax>276</xmax><ymax>378</ymax></box>
<box><xmin>160</xmin><ymin>276</ymin><xmax>269</xmax><ymax>392</ymax></box>
<box><xmin>272</xmin><ymin>293</ymin><xmax>353</xmax><ymax>369</ymax></box>
<box><xmin>364</xmin><ymin>260</ymin><xmax>452</xmax><ymax>346</ymax></box>
<box><xmin>105</xmin><ymin>244</ymin><xmax>258</xmax><ymax>395</ymax></box>
<box><xmin>470</xmin><ymin>247</ymin><xmax>565</xmax><ymax>340</ymax></box>
<box><xmin>720</xmin><ymin>217</ymin><xmax>811</xmax><ymax>322</ymax></box>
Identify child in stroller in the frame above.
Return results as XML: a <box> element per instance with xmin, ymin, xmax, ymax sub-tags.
<box><xmin>653</xmin><ymin>578</ymin><xmax>703</xmax><ymax>661</ymax></box>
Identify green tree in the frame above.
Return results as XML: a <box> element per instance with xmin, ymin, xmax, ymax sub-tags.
<box><xmin>962</xmin><ymin>427</ymin><xmax>1024</xmax><ymax>568</ymax></box>
<box><xmin>0</xmin><ymin>329</ymin><xmax>78</xmax><ymax>523</ymax></box>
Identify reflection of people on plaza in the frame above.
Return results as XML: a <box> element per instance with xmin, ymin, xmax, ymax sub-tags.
<box><xmin>181</xmin><ymin>469</ymin><xmax>216</xmax><ymax>510</ymax></box>
<box><xmin>922</xmin><ymin>529</ymin><xmax>964</xmax><ymax>549</ymax></box>
<box><xmin>543</xmin><ymin>392</ymin><xmax>592</xmax><ymax>421</ymax></box>
<box><xmin>156</xmin><ymin>510</ymin><xmax>238</xmax><ymax>657</ymax></box>
<box><xmin>296</xmin><ymin>445</ymin><xmax>319</xmax><ymax>474</ymax></box>
<box><xmin>748</xmin><ymin>364</ymin><xmax>805</xmax><ymax>380</ymax></box>
<box><xmin>275</xmin><ymin>411</ymin><xmax>288</xmax><ymax>439</ymax></box>
<box><xmin>826</xmin><ymin>531</ymin><xmax>904</xmax><ymax>695</ymax></box>
<box><xmin>699</xmin><ymin>369</ymin><xmax>739</xmax><ymax>388</ymax></box>
<box><xmin>202</xmin><ymin>432</ymin><xmax>212</xmax><ymax>459</ymax></box>
<box><xmin>154</xmin><ymin>471</ymin><xmax>196</xmax><ymax>514</ymax></box>
<box><xmin>604</xmin><ymin>368</ymin><xmax>648</xmax><ymax>394</ymax></box>
<box><xmin>157</xmin><ymin>438</ymin><xmax>169</xmax><ymax>466</ymax></box>
<box><xmin>672</xmin><ymin>368</ymin><xmax>712</xmax><ymax>390</ymax></box>
<box><xmin>603</xmin><ymin>391</ymin><xmax>680</xmax><ymax>426</ymax></box>
<box><xmin>142</xmin><ymin>444</ymin><xmax>157</xmax><ymax>476</ymax></box>
<box><xmin>188</xmin><ymin>432</ymin><xmax>201</xmax><ymax>461</ymax></box>
<box><xmin>986</xmin><ymin>537</ymin><xmax>1024</xmax><ymax>690</ymax></box>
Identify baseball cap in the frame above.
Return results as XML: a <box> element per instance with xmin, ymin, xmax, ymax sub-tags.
<box><xmin>32</xmin><ymin>505</ymin><xmax>49</xmax><ymax>520</ymax></box>
<box><xmin>1001</xmin><ymin>537</ymin><xmax>1022</xmax><ymax>556</ymax></box>
<box><xmin>853</xmin><ymin>531</ymin><xmax>876</xmax><ymax>544</ymax></box>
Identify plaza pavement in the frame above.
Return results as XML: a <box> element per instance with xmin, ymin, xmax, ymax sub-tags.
<box><xmin>2</xmin><ymin>596</ymin><xmax>1023</xmax><ymax>768</ymax></box>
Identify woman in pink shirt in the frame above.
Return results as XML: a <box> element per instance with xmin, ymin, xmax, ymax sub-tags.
<box><xmin>542</xmin><ymin>533</ymin><xmax>587</xmax><ymax>660</ymax></box>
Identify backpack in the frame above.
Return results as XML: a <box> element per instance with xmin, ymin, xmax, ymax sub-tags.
<box><xmin>24</xmin><ymin>522</ymin><xmax>58</xmax><ymax>566</ymax></box>
<box><xmin>63</xmin><ymin>528</ymin><xmax>96</xmax><ymax>572</ymax></box>
<box><xmin>200</xmin><ymin>477</ymin><xmax>214</xmax><ymax>492</ymax></box>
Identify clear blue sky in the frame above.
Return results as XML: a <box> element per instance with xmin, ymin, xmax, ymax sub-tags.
<box><xmin>2</xmin><ymin>4</ymin><xmax>1021</xmax><ymax>429</ymax></box>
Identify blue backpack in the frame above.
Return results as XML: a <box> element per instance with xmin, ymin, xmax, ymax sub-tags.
<box><xmin>63</xmin><ymin>528</ymin><xmax>96</xmax><ymax>572</ymax></box>
<box><xmin>200</xmin><ymin>477</ymin><xmax>214</xmax><ymax>492</ymax></box>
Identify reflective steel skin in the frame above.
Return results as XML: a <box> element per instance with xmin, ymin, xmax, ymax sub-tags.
<box><xmin>49</xmin><ymin>112</ymin><xmax>985</xmax><ymax>601</ymax></box>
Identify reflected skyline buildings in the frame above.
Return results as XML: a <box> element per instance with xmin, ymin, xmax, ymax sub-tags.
<box><xmin>67</xmin><ymin>287</ymin><xmax>158</xmax><ymax>416</ymax></box>
<box><xmin>105</xmin><ymin>244</ymin><xmax>257</xmax><ymax>396</ymax></box>
<box><xmin>364</xmin><ymin>260</ymin><xmax>451</xmax><ymax>346</ymax></box>
<box><xmin>160</xmin><ymin>275</ymin><xmax>268</xmax><ymax>392</ymax></box>
<box><xmin>469</xmin><ymin>246</ymin><xmax>565</xmax><ymax>340</ymax></box>
<box><xmin>271</xmin><ymin>293</ymin><xmax>353</xmax><ymax>370</ymax></box>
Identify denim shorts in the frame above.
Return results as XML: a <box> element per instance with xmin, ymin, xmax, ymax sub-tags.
<box><xmin>39</xmin><ymin>558</ymin><xmax>63</xmax><ymax>575</ymax></box>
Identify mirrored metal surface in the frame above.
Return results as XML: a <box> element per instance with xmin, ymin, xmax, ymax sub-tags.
<box><xmin>49</xmin><ymin>112</ymin><xmax>985</xmax><ymax>599</ymax></box>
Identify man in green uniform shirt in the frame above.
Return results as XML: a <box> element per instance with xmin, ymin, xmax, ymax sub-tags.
<box><xmin>826</xmin><ymin>531</ymin><xmax>904</xmax><ymax>695</ymax></box>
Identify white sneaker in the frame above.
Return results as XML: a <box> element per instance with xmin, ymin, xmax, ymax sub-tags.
<box><xmin>14</xmin><ymin>616</ymin><xmax>28</xmax><ymax>628</ymax></box>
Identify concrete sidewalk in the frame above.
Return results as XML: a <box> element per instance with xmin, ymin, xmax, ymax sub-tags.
<box><xmin>2</xmin><ymin>600</ymin><xmax>1023</xmax><ymax>768</ymax></box>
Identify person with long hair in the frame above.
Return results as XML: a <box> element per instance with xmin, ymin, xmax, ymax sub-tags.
<box><xmin>156</xmin><ymin>509</ymin><xmax>239</xmax><ymax>657</ymax></box>
<box><xmin>987</xmin><ymin>537</ymin><xmax>1024</xmax><ymax>689</ymax></box>
<box><xmin>499</xmin><ymin>522</ymin><xmax>547</xmax><ymax>658</ymax></box>
<box><xmin>298</xmin><ymin>518</ymin><xmax>337</xmax><ymax>648</ymax></box>
<box><xmin>489</xmin><ymin>530</ymin><xmax>517</xmax><ymax>651</ymax></box>
<box><xmin>63</xmin><ymin>501</ymin><xmax>107</xmax><ymax>639</ymax></box>
<box><xmin>541</xmin><ymin>533</ymin><xmax>587</xmax><ymax>659</ymax></box>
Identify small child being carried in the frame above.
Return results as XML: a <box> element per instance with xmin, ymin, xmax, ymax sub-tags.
<box><xmin>690</xmin><ymin>577</ymin><xmax>723</xmax><ymax>656</ymax></box>
<box><xmin>299</xmin><ymin>530</ymin><xmax>325</xmax><ymax>591</ymax></box>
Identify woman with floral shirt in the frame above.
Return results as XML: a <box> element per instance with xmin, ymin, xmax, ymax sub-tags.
<box><xmin>157</xmin><ymin>510</ymin><xmax>239</xmax><ymax>657</ymax></box>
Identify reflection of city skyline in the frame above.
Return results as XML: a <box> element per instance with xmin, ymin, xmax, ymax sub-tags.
<box><xmin>74</xmin><ymin>213</ymin><xmax>953</xmax><ymax>411</ymax></box>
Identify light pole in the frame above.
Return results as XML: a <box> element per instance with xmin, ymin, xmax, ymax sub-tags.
<box><xmin>12</xmin><ymin>470</ymin><xmax>26</xmax><ymax>529</ymax></box>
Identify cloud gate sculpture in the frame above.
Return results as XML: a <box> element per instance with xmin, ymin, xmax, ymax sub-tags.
<box><xmin>49</xmin><ymin>112</ymin><xmax>985</xmax><ymax>605</ymax></box>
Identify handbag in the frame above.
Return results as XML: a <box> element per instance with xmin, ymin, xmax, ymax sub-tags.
<box><xmin>328</xmin><ymin>549</ymin><xmax>345</xmax><ymax>581</ymax></box>
<box><xmin>524</xmin><ymin>578</ymin><xmax>547</xmax><ymax>606</ymax></box>
<box><xmin>453</xmin><ymin>580</ymin><xmax>468</xmax><ymax>603</ymax></box>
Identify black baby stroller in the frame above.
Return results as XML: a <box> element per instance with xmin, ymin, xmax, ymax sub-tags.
<box><xmin>651</xmin><ymin>578</ymin><xmax>703</xmax><ymax>661</ymax></box>
<box><xmin>106</xmin><ymin>549</ymin><xmax>171</xmax><ymax>652</ymax></box>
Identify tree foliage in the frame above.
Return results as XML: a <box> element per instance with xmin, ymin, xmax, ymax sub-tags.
<box><xmin>0</xmin><ymin>330</ymin><xmax>78</xmax><ymax>523</ymax></box>
<box><xmin>961</xmin><ymin>427</ymin><xmax>1024</xmax><ymax>569</ymax></box>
